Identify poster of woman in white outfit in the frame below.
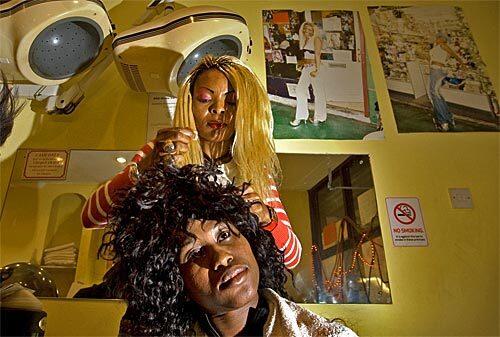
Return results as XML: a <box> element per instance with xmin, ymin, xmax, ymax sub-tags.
<box><xmin>262</xmin><ymin>10</ymin><xmax>382</xmax><ymax>140</ymax></box>
<box><xmin>290</xmin><ymin>22</ymin><xmax>327</xmax><ymax>126</ymax></box>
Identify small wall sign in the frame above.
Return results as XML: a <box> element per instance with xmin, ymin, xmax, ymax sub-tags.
<box><xmin>385</xmin><ymin>197</ymin><xmax>428</xmax><ymax>247</ymax></box>
<box><xmin>23</xmin><ymin>150</ymin><xmax>69</xmax><ymax>180</ymax></box>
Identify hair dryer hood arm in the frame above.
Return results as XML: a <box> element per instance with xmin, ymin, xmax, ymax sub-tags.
<box><xmin>112</xmin><ymin>5</ymin><xmax>251</xmax><ymax>96</ymax></box>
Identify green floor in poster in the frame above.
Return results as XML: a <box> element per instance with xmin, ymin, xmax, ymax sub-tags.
<box><xmin>392</xmin><ymin>101</ymin><xmax>499</xmax><ymax>133</ymax></box>
<box><xmin>272</xmin><ymin>102</ymin><xmax>377</xmax><ymax>140</ymax></box>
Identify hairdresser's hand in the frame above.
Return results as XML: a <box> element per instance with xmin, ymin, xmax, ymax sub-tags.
<box><xmin>241</xmin><ymin>185</ymin><xmax>272</xmax><ymax>226</ymax></box>
<box><xmin>310</xmin><ymin>69</ymin><xmax>318</xmax><ymax>77</ymax></box>
<box><xmin>137</xmin><ymin>127</ymin><xmax>196</xmax><ymax>173</ymax></box>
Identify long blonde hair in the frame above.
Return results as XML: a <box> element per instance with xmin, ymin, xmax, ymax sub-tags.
<box><xmin>173</xmin><ymin>55</ymin><xmax>281</xmax><ymax>199</ymax></box>
<box><xmin>299</xmin><ymin>21</ymin><xmax>320</xmax><ymax>49</ymax></box>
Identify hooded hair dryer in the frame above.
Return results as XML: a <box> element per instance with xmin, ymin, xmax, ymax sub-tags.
<box><xmin>112</xmin><ymin>5</ymin><xmax>251</xmax><ymax>96</ymax></box>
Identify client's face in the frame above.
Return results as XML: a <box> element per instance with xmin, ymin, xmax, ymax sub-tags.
<box><xmin>179</xmin><ymin>220</ymin><xmax>259</xmax><ymax>315</ymax></box>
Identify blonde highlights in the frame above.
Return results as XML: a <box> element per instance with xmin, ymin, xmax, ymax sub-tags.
<box><xmin>299</xmin><ymin>21</ymin><xmax>320</xmax><ymax>49</ymax></box>
<box><xmin>173</xmin><ymin>55</ymin><xmax>281</xmax><ymax>199</ymax></box>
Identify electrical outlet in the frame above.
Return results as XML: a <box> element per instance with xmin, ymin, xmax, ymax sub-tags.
<box><xmin>448</xmin><ymin>188</ymin><xmax>473</xmax><ymax>209</ymax></box>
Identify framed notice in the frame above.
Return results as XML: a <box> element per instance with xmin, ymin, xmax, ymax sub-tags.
<box><xmin>385</xmin><ymin>197</ymin><xmax>428</xmax><ymax>247</ymax></box>
<box><xmin>23</xmin><ymin>150</ymin><xmax>69</xmax><ymax>180</ymax></box>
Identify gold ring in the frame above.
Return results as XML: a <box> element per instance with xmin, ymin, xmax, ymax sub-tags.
<box><xmin>162</xmin><ymin>141</ymin><xmax>176</xmax><ymax>155</ymax></box>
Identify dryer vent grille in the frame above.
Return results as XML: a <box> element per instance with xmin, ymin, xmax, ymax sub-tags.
<box><xmin>120</xmin><ymin>63</ymin><xmax>145</xmax><ymax>92</ymax></box>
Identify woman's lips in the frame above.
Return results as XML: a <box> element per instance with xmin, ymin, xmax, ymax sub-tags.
<box><xmin>207</xmin><ymin>121</ymin><xmax>226</xmax><ymax>130</ymax></box>
<box><xmin>218</xmin><ymin>265</ymin><xmax>248</xmax><ymax>290</ymax></box>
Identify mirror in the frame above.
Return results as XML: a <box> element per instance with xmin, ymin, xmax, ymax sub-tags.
<box><xmin>1</xmin><ymin>149</ymin><xmax>391</xmax><ymax>304</ymax></box>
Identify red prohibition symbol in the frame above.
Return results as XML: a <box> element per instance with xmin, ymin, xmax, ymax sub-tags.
<box><xmin>393</xmin><ymin>203</ymin><xmax>416</xmax><ymax>225</ymax></box>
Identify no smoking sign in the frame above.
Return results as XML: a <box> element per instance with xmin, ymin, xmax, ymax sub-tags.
<box><xmin>386</xmin><ymin>197</ymin><xmax>428</xmax><ymax>247</ymax></box>
<box><xmin>393</xmin><ymin>203</ymin><xmax>416</xmax><ymax>225</ymax></box>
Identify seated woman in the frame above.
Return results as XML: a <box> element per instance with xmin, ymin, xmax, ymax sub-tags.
<box><xmin>99</xmin><ymin>163</ymin><xmax>357</xmax><ymax>337</ymax></box>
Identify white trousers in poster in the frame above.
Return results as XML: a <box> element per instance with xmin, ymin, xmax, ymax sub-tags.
<box><xmin>294</xmin><ymin>64</ymin><xmax>327</xmax><ymax>122</ymax></box>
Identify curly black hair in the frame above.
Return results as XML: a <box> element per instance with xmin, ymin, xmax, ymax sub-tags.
<box><xmin>1</xmin><ymin>72</ymin><xmax>24</xmax><ymax>146</ymax></box>
<box><xmin>99</xmin><ymin>162</ymin><xmax>288</xmax><ymax>336</ymax></box>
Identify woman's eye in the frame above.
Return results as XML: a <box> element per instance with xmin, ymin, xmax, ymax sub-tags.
<box><xmin>198</xmin><ymin>98</ymin><xmax>211</xmax><ymax>103</ymax></box>
<box><xmin>218</xmin><ymin>231</ymin><xmax>231</xmax><ymax>242</ymax></box>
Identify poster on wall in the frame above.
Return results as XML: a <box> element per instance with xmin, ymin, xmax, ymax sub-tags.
<box><xmin>262</xmin><ymin>10</ymin><xmax>383</xmax><ymax>140</ymax></box>
<box><xmin>368</xmin><ymin>6</ymin><xmax>499</xmax><ymax>133</ymax></box>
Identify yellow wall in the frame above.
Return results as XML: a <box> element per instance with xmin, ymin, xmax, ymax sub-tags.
<box><xmin>0</xmin><ymin>1</ymin><xmax>498</xmax><ymax>336</ymax></box>
<box><xmin>279</xmin><ymin>190</ymin><xmax>314</xmax><ymax>300</ymax></box>
<box><xmin>0</xmin><ymin>182</ymin><xmax>95</xmax><ymax>264</ymax></box>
